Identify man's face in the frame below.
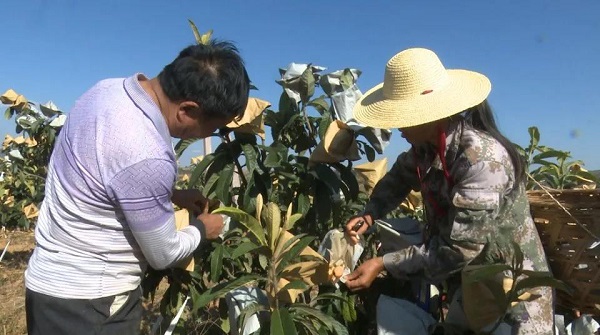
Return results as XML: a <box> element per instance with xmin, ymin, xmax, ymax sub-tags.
<box><xmin>179</xmin><ymin>113</ymin><xmax>233</xmax><ymax>140</ymax></box>
<box><xmin>174</xmin><ymin>103</ymin><xmax>236</xmax><ymax>139</ymax></box>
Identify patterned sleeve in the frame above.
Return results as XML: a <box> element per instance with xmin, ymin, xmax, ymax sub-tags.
<box><xmin>106</xmin><ymin>158</ymin><xmax>201</xmax><ymax>270</ymax></box>
<box><xmin>363</xmin><ymin>149</ymin><xmax>420</xmax><ymax>220</ymax></box>
<box><xmin>382</xmin><ymin>158</ymin><xmax>510</xmax><ymax>282</ymax></box>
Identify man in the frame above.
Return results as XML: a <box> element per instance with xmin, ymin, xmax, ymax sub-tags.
<box><xmin>24</xmin><ymin>41</ymin><xmax>250</xmax><ymax>334</ymax></box>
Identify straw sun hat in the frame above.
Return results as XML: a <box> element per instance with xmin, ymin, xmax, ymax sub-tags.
<box><xmin>353</xmin><ymin>48</ymin><xmax>491</xmax><ymax>129</ymax></box>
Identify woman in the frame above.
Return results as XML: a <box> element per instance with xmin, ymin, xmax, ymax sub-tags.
<box><xmin>344</xmin><ymin>48</ymin><xmax>554</xmax><ymax>334</ymax></box>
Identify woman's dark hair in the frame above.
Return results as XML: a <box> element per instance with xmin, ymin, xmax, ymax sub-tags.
<box><xmin>158</xmin><ymin>40</ymin><xmax>250</xmax><ymax>120</ymax></box>
<box><xmin>463</xmin><ymin>100</ymin><xmax>525</xmax><ymax>186</ymax></box>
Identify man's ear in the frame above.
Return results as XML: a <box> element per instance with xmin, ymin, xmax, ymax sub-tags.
<box><xmin>176</xmin><ymin>101</ymin><xmax>201</xmax><ymax>122</ymax></box>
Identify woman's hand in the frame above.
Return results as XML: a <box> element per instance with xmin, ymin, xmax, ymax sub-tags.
<box><xmin>344</xmin><ymin>257</ymin><xmax>384</xmax><ymax>292</ymax></box>
<box><xmin>344</xmin><ymin>214</ymin><xmax>373</xmax><ymax>245</ymax></box>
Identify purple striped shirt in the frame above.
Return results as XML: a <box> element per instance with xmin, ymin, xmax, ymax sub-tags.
<box><xmin>25</xmin><ymin>74</ymin><xmax>201</xmax><ymax>299</ymax></box>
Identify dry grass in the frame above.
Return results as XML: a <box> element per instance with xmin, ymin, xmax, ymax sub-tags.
<box><xmin>1</xmin><ymin>230</ymin><xmax>33</xmax><ymax>335</ymax></box>
<box><xmin>0</xmin><ymin>230</ymin><xmax>167</xmax><ymax>335</ymax></box>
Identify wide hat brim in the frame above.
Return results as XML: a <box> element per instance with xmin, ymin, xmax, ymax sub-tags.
<box><xmin>354</xmin><ymin>69</ymin><xmax>491</xmax><ymax>129</ymax></box>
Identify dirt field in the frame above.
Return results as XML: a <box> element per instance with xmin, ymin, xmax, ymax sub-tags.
<box><xmin>0</xmin><ymin>230</ymin><xmax>165</xmax><ymax>335</ymax></box>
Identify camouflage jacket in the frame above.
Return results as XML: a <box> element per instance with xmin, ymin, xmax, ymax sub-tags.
<box><xmin>365</xmin><ymin>119</ymin><xmax>550</xmax><ymax>283</ymax></box>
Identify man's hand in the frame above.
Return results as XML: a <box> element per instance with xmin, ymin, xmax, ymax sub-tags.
<box><xmin>172</xmin><ymin>189</ymin><xmax>221</xmax><ymax>213</ymax></box>
<box><xmin>195</xmin><ymin>201</ymin><xmax>224</xmax><ymax>240</ymax></box>
<box><xmin>344</xmin><ymin>214</ymin><xmax>373</xmax><ymax>245</ymax></box>
<box><xmin>344</xmin><ymin>257</ymin><xmax>384</xmax><ymax>292</ymax></box>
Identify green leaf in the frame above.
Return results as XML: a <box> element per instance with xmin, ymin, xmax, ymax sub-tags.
<box><xmin>281</xmin><ymin>279</ymin><xmax>309</xmax><ymax>292</ymax></box>
<box><xmin>514</xmin><ymin>276</ymin><xmax>573</xmax><ymax>296</ymax></box>
<box><xmin>258</xmin><ymin>254</ymin><xmax>268</xmax><ymax>270</ymax></box>
<box><xmin>284</xmin><ymin>213</ymin><xmax>303</xmax><ymax>231</ymax></box>
<box><xmin>188</xmin><ymin>19</ymin><xmax>203</xmax><ymax>44</ymax></box>
<box><xmin>213</xmin><ymin>207</ymin><xmax>267</xmax><ymax>246</ymax></box>
<box><xmin>200</xmin><ymin>29</ymin><xmax>213</xmax><ymax>45</ymax></box>
<box><xmin>277</xmin><ymin>236</ymin><xmax>317</xmax><ymax>273</ymax></box>
<box><xmin>313</xmin><ymin>165</ymin><xmax>340</xmax><ymax>194</ymax></box>
<box><xmin>575</xmin><ymin>170</ymin><xmax>599</xmax><ymax>183</ymax></box>
<box><xmin>308</xmin><ymin>96</ymin><xmax>329</xmax><ymax>115</ymax></box>
<box><xmin>463</xmin><ymin>264</ymin><xmax>512</xmax><ymax>284</ymax></box>
<box><xmin>241</xmin><ymin>143</ymin><xmax>259</xmax><ymax>175</ymax></box>
<box><xmin>314</xmin><ymin>180</ymin><xmax>332</xmax><ymax>224</ymax></box>
<box><xmin>202</xmin><ymin>173</ymin><xmax>220</xmax><ymax>198</ymax></box>
<box><xmin>512</xmin><ymin>242</ymin><xmax>524</xmax><ymax>271</ymax></box>
<box><xmin>174</xmin><ymin>138</ymin><xmax>200</xmax><ymax>159</ymax></box>
<box><xmin>528</xmin><ymin>127</ymin><xmax>540</xmax><ymax>149</ymax></box>
<box><xmin>300</xmin><ymin>66</ymin><xmax>316</xmax><ymax>103</ymax></box>
<box><xmin>318</xmin><ymin>112</ymin><xmax>332</xmax><ymax>141</ymax></box>
<box><xmin>4</xmin><ymin>107</ymin><xmax>13</xmax><ymax>120</ymax></box>
<box><xmin>189</xmin><ymin>153</ymin><xmax>217</xmax><ymax>187</ymax></box>
<box><xmin>334</xmin><ymin>163</ymin><xmax>359</xmax><ymax>201</ymax></box>
<box><xmin>191</xmin><ymin>274</ymin><xmax>261</xmax><ymax>313</ymax></box>
<box><xmin>264</xmin><ymin>151</ymin><xmax>282</xmax><ymax>168</ymax></box>
<box><xmin>533</xmin><ymin>149</ymin><xmax>567</xmax><ymax>161</ymax></box>
<box><xmin>341</xmin><ymin>293</ymin><xmax>351</xmax><ymax>322</ymax></box>
<box><xmin>348</xmin><ymin>294</ymin><xmax>357</xmax><ymax>322</ymax></box>
<box><xmin>364</xmin><ymin>144</ymin><xmax>376</xmax><ymax>162</ymax></box>
<box><xmin>290</xmin><ymin>305</ymin><xmax>348</xmax><ymax>335</ymax></box>
<box><xmin>297</xmin><ymin>193</ymin><xmax>310</xmax><ymax>216</ymax></box>
<box><xmin>265</xmin><ymin>202</ymin><xmax>282</xmax><ymax>250</ymax></box>
<box><xmin>231</xmin><ymin>241</ymin><xmax>263</xmax><ymax>259</ymax></box>
<box><xmin>309</xmin><ymin>293</ymin><xmax>348</xmax><ymax>307</ymax></box>
<box><xmin>340</xmin><ymin>69</ymin><xmax>355</xmax><ymax>90</ymax></box>
<box><xmin>215</xmin><ymin>162</ymin><xmax>234</xmax><ymax>204</ymax></box>
<box><xmin>238</xmin><ymin>303</ymin><xmax>268</xmax><ymax>335</ymax></box>
<box><xmin>210</xmin><ymin>244</ymin><xmax>224</xmax><ymax>282</ymax></box>
<box><xmin>275</xmin><ymin>233</ymin><xmax>306</xmax><ymax>262</ymax></box>
<box><xmin>295</xmin><ymin>319</ymin><xmax>321</xmax><ymax>335</ymax></box>
<box><xmin>271</xmin><ymin>308</ymin><xmax>298</xmax><ymax>335</ymax></box>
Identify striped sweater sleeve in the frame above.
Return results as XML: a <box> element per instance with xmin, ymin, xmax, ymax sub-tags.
<box><xmin>106</xmin><ymin>158</ymin><xmax>201</xmax><ymax>270</ymax></box>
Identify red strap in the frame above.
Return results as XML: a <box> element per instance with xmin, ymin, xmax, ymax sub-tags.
<box><xmin>437</xmin><ymin>126</ymin><xmax>453</xmax><ymax>188</ymax></box>
<box><xmin>413</xmin><ymin>126</ymin><xmax>454</xmax><ymax>244</ymax></box>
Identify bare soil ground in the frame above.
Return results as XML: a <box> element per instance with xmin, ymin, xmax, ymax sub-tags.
<box><xmin>0</xmin><ymin>230</ymin><xmax>166</xmax><ymax>335</ymax></box>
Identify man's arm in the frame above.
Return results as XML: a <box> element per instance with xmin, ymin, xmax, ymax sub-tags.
<box><xmin>107</xmin><ymin>159</ymin><xmax>201</xmax><ymax>270</ymax></box>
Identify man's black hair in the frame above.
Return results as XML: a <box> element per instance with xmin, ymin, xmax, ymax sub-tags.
<box><xmin>158</xmin><ymin>40</ymin><xmax>250</xmax><ymax>120</ymax></box>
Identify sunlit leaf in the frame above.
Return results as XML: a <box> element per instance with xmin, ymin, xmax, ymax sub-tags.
<box><xmin>266</xmin><ymin>202</ymin><xmax>282</xmax><ymax>250</ymax></box>
<box><xmin>188</xmin><ymin>19</ymin><xmax>203</xmax><ymax>44</ymax></box>
<box><xmin>213</xmin><ymin>207</ymin><xmax>267</xmax><ymax>246</ymax></box>
<box><xmin>49</xmin><ymin>114</ymin><xmax>67</xmax><ymax>128</ymax></box>
<box><xmin>284</xmin><ymin>213</ymin><xmax>303</xmax><ymax>232</ymax></box>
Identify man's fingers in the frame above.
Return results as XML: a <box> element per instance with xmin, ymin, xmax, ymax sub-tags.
<box><xmin>202</xmin><ymin>199</ymin><xmax>210</xmax><ymax>214</ymax></box>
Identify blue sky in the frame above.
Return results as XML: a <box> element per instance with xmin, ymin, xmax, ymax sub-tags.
<box><xmin>2</xmin><ymin>0</ymin><xmax>599</xmax><ymax>169</ymax></box>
